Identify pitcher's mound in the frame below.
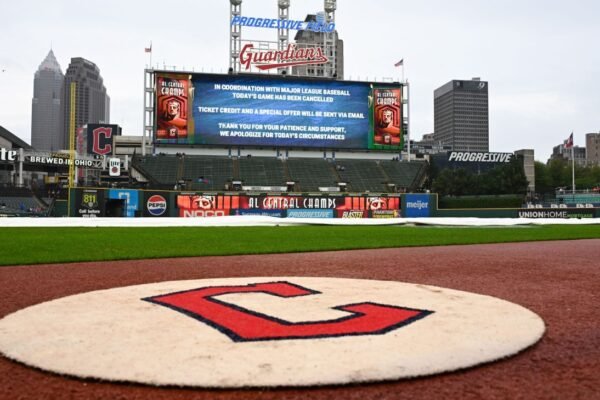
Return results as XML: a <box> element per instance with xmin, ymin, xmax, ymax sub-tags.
<box><xmin>0</xmin><ymin>277</ymin><xmax>544</xmax><ymax>387</ymax></box>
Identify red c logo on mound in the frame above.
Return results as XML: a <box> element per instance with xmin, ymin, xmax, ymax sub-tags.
<box><xmin>143</xmin><ymin>281</ymin><xmax>432</xmax><ymax>342</ymax></box>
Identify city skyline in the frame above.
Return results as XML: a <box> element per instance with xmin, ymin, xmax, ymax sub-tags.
<box><xmin>0</xmin><ymin>0</ymin><xmax>598</xmax><ymax>161</ymax></box>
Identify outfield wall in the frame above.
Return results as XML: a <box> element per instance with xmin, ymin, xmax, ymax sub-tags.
<box><xmin>67</xmin><ymin>188</ymin><xmax>402</xmax><ymax>219</ymax></box>
<box><xmin>64</xmin><ymin>188</ymin><xmax>600</xmax><ymax>220</ymax></box>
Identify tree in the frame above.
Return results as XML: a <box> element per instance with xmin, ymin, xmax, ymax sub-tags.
<box><xmin>535</xmin><ymin>161</ymin><xmax>553</xmax><ymax>194</ymax></box>
<box><xmin>431</xmin><ymin>160</ymin><xmax>527</xmax><ymax>196</ymax></box>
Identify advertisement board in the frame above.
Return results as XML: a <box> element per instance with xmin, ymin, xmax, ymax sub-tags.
<box><xmin>286</xmin><ymin>209</ymin><xmax>334</xmax><ymax>218</ymax></box>
<box><xmin>155</xmin><ymin>73</ymin><xmax>402</xmax><ymax>151</ymax></box>
<box><xmin>74</xmin><ymin>189</ymin><xmax>105</xmax><ymax>217</ymax></box>
<box><xmin>371</xmin><ymin>210</ymin><xmax>400</xmax><ymax>218</ymax></box>
<box><xmin>517</xmin><ymin>209</ymin><xmax>595</xmax><ymax>219</ymax></box>
<box><xmin>143</xmin><ymin>192</ymin><xmax>172</xmax><ymax>217</ymax></box>
<box><xmin>404</xmin><ymin>194</ymin><xmax>431</xmax><ymax>218</ymax></box>
<box><xmin>238</xmin><ymin>195</ymin><xmax>400</xmax><ymax>210</ymax></box>
<box><xmin>180</xmin><ymin>209</ymin><xmax>230</xmax><ymax>218</ymax></box>
<box><xmin>431</xmin><ymin>152</ymin><xmax>515</xmax><ymax>175</ymax></box>
<box><xmin>337</xmin><ymin>210</ymin><xmax>367</xmax><ymax>218</ymax></box>
<box><xmin>0</xmin><ymin>147</ymin><xmax>17</xmax><ymax>162</ymax></box>
<box><xmin>174</xmin><ymin>194</ymin><xmax>400</xmax><ymax>216</ymax></box>
<box><xmin>176</xmin><ymin>194</ymin><xmax>240</xmax><ymax>211</ymax></box>
<box><xmin>108</xmin><ymin>189</ymin><xmax>139</xmax><ymax>218</ymax></box>
<box><xmin>233</xmin><ymin>209</ymin><xmax>284</xmax><ymax>217</ymax></box>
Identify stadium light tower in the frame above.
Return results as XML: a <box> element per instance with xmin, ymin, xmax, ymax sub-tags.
<box><xmin>230</xmin><ymin>0</ymin><xmax>243</xmax><ymax>73</ymax></box>
<box><xmin>324</xmin><ymin>0</ymin><xmax>336</xmax><ymax>78</ymax></box>
<box><xmin>278</xmin><ymin>0</ymin><xmax>290</xmax><ymax>75</ymax></box>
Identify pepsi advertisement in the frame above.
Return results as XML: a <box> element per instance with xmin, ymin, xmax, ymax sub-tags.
<box><xmin>155</xmin><ymin>73</ymin><xmax>402</xmax><ymax>150</ymax></box>
<box><xmin>143</xmin><ymin>191</ymin><xmax>174</xmax><ymax>217</ymax></box>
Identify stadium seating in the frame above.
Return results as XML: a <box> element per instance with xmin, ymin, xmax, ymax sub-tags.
<box><xmin>133</xmin><ymin>155</ymin><xmax>180</xmax><ymax>187</ymax></box>
<box><xmin>238</xmin><ymin>157</ymin><xmax>287</xmax><ymax>187</ymax></box>
<box><xmin>333</xmin><ymin>160</ymin><xmax>388</xmax><ymax>193</ymax></box>
<box><xmin>0</xmin><ymin>187</ymin><xmax>47</xmax><ymax>215</ymax></box>
<box><xmin>181</xmin><ymin>155</ymin><xmax>234</xmax><ymax>191</ymax></box>
<box><xmin>379</xmin><ymin>160</ymin><xmax>427</xmax><ymax>191</ymax></box>
<box><xmin>286</xmin><ymin>158</ymin><xmax>339</xmax><ymax>192</ymax></box>
<box><xmin>132</xmin><ymin>155</ymin><xmax>427</xmax><ymax>193</ymax></box>
<box><xmin>555</xmin><ymin>193</ymin><xmax>600</xmax><ymax>204</ymax></box>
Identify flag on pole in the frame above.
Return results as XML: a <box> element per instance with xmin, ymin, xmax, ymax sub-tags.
<box><xmin>394</xmin><ymin>59</ymin><xmax>404</xmax><ymax>67</ymax></box>
<box><xmin>565</xmin><ymin>132</ymin><xmax>573</xmax><ymax>149</ymax></box>
<box><xmin>145</xmin><ymin>43</ymin><xmax>152</xmax><ymax>53</ymax></box>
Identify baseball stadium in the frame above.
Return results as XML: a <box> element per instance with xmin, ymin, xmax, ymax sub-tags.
<box><xmin>1</xmin><ymin>1</ymin><xmax>599</xmax><ymax>399</ymax></box>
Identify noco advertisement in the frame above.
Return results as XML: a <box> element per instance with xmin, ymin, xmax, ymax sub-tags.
<box><xmin>155</xmin><ymin>73</ymin><xmax>403</xmax><ymax>151</ymax></box>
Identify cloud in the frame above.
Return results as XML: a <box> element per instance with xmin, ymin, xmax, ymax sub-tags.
<box><xmin>494</xmin><ymin>92</ymin><xmax>578</xmax><ymax>117</ymax></box>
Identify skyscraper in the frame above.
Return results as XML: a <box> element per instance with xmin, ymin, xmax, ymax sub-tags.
<box><xmin>62</xmin><ymin>58</ymin><xmax>110</xmax><ymax>150</ymax></box>
<box><xmin>31</xmin><ymin>50</ymin><xmax>64</xmax><ymax>151</ymax></box>
<box><xmin>434</xmin><ymin>78</ymin><xmax>489</xmax><ymax>152</ymax></box>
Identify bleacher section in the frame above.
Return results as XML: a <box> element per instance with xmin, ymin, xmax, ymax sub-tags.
<box><xmin>0</xmin><ymin>187</ymin><xmax>47</xmax><ymax>215</ymax></box>
<box><xmin>380</xmin><ymin>160</ymin><xmax>427</xmax><ymax>190</ymax></box>
<box><xmin>334</xmin><ymin>160</ymin><xmax>388</xmax><ymax>193</ymax></box>
<box><xmin>132</xmin><ymin>155</ymin><xmax>427</xmax><ymax>193</ymax></box>
<box><xmin>133</xmin><ymin>155</ymin><xmax>180</xmax><ymax>187</ymax></box>
<box><xmin>287</xmin><ymin>158</ymin><xmax>338</xmax><ymax>192</ymax></box>
<box><xmin>182</xmin><ymin>156</ymin><xmax>233</xmax><ymax>191</ymax></box>
<box><xmin>238</xmin><ymin>157</ymin><xmax>287</xmax><ymax>187</ymax></box>
<box><xmin>555</xmin><ymin>193</ymin><xmax>600</xmax><ymax>205</ymax></box>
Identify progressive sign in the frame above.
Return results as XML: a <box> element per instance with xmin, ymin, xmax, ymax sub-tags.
<box><xmin>448</xmin><ymin>152</ymin><xmax>513</xmax><ymax>163</ymax></box>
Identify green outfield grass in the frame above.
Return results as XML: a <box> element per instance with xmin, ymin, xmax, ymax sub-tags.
<box><xmin>0</xmin><ymin>225</ymin><xmax>599</xmax><ymax>266</ymax></box>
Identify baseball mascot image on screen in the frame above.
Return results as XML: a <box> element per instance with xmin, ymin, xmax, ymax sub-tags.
<box><xmin>372</xmin><ymin>87</ymin><xmax>402</xmax><ymax>148</ymax></box>
<box><xmin>156</xmin><ymin>75</ymin><xmax>191</xmax><ymax>140</ymax></box>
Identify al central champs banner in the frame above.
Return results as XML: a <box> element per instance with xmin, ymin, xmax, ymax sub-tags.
<box><xmin>155</xmin><ymin>73</ymin><xmax>403</xmax><ymax>151</ymax></box>
<box><xmin>156</xmin><ymin>75</ymin><xmax>192</xmax><ymax>140</ymax></box>
<box><xmin>371</xmin><ymin>88</ymin><xmax>402</xmax><ymax>150</ymax></box>
<box><xmin>176</xmin><ymin>194</ymin><xmax>400</xmax><ymax>213</ymax></box>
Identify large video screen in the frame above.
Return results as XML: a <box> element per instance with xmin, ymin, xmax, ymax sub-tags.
<box><xmin>155</xmin><ymin>73</ymin><xmax>403</xmax><ymax>151</ymax></box>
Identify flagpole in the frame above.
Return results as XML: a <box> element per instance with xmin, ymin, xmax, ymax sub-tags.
<box><xmin>406</xmin><ymin>80</ymin><xmax>410</xmax><ymax>163</ymax></box>
<box><xmin>149</xmin><ymin>41</ymin><xmax>153</xmax><ymax>68</ymax></box>
<box><xmin>572</xmin><ymin>143</ymin><xmax>575</xmax><ymax>193</ymax></box>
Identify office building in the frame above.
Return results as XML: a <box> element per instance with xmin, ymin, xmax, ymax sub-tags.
<box><xmin>549</xmin><ymin>143</ymin><xmax>586</xmax><ymax>166</ymax></box>
<box><xmin>586</xmin><ymin>132</ymin><xmax>600</xmax><ymax>166</ymax></box>
<box><xmin>434</xmin><ymin>78</ymin><xmax>489</xmax><ymax>152</ymax></box>
<box><xmin>62</xmin><ymin>58</ymin><xmax>110</xmax><ymax>150</ymax></box>
<box><xmin>514</xmin><ymin>149</ymin><xmax>535</xmax><ymax>193</ymax></box>
<box><xmin>31</xmin><ymin>50</ymin><xmax>64</xmax><ymax>151</ymax></box>
<box><xmin>411</xmin><ymin>133</ymin><xmax>452</xmax><ymax>155</ymax></box>
<box><xmin>291</xmin><ymin>14</ymin><xmax>344</xmax><ymax>79</ymax></box>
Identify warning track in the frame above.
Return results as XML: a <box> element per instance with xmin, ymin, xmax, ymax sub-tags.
<box><xmin>0</xmin><ymin>239</ymin><xmax>598</xmax><ymax>399</ymax></box>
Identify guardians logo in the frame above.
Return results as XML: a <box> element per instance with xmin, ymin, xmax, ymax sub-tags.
<box><xmin>239</xmin><ymin>43</ymin><xmax>328</xmax><ymax>71</ymax></box>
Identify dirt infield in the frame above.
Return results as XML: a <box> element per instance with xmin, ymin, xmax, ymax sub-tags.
<box><xmin>1</xmin><ymin>239</ymin><xmax>599</xmax><ymax>399</ymax></box>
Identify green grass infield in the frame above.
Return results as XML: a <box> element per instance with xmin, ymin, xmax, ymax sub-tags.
<box><xmin>1</xmin><ymin>224</ymin><xmax>599</xmax><ymax>266</ymax></box>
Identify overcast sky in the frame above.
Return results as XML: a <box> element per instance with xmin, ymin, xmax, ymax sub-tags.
<box><xmin>1</xmin><ymin>0</ymin><xmax>598</xmax><ymax>161</ymax></box>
